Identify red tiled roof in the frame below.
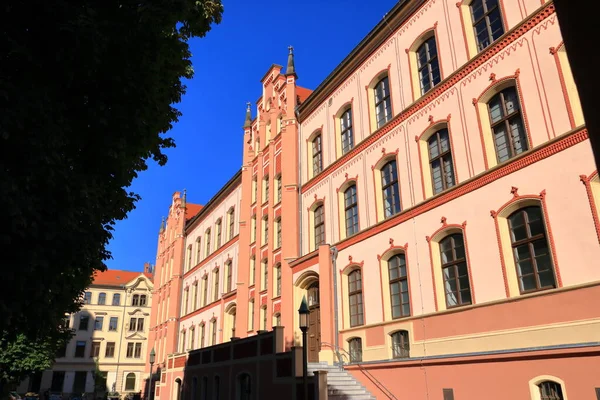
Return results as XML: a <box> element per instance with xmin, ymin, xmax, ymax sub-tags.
<box><xmin>92</xmin><ymin>269</ymin><xmax>152</xmax><ymax>287</ymax></box>
<box><xmin>185</xmin><ymin>203</ymin><xmax>203</xmax><ymax>221</ymax></box>
<box><xmin>297</xmin><ymin>86</ymin><xmax>313</xmax><ymax>104</ymax></box>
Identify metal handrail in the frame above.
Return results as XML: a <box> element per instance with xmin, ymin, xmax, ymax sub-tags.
<box><xmin>319</xmin><ymin>344</ymin><xmax>398</xmax><ymax>400</ymax></box>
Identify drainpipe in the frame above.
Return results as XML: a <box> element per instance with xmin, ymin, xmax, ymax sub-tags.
<box><xmin>295</xmin><ymin>107</ymin><xmax>303</xmax><ymax>255</ymax></box>
<box><xmin>330</xmin><ymin>246</ymin><xmax>342</xmax><ymax>366</ymax></box>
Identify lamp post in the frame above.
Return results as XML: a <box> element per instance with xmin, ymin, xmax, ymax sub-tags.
<box><xmin>148</xmin><ymin>348</ymin><xmax>155</xmax><ymax>400</ymax></box>
<box><xmin>298</xmin><ymin>295</ymin><xmax>309</xmax><ymax>400</ymax></box>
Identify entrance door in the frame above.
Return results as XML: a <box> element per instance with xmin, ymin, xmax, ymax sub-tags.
<box><xmin>307</xmin><ymin>282</ymin><xmax>321</xmax><ymax>362</ymax></box>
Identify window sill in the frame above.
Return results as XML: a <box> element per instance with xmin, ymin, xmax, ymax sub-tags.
<box><xmin>248</xmin><ymin>284</ymin><xmax>255</xmax><ymax>290</ymax></box>
<box><xmin>272</xmin><ymin>295</ymin><xmax>281</xmax><ymax>301</ymax></box>
<box><xmin>274</xmin><ymin>200</ymin><xmax>281</xmax><ymax>208</ymax></box>
<box><xmin>259</xmin><ymin>289</ymin><xmax>268</xmax><ymax>295</ymax></box>
<box><xmin>261</xmin><ymin>200</ymin><xmax>269</xmax><ymax>207</ymax></box>
<box><xmin>260</xmin><ymin>243</ymin><xmax>269</xmax><ymax>250</ymax></box>
<box><xmin>222</xmin><ymin>290</ymin><xmax>237</xmax><ymax>299</ymax></box>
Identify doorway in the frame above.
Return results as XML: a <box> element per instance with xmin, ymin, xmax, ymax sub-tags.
<box><xmin>307</xmin><ymin>282</ymin><xmax>321</xmax><ymax>362</ymax></box>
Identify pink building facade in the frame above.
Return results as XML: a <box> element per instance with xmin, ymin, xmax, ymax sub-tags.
<box><xmin>147</xmin><ymin>1</ymin><xmax>600</xmax><ymax>399</ymax></box>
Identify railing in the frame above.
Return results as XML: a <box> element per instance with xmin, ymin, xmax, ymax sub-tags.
<box><xmin>320</xmin><ymin>344</ymin><xmax>398</xmax><ymax>400</ymax></box>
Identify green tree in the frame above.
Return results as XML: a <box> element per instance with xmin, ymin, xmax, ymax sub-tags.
<box><xmin>0</xmin><ymin>328</ymin><xmax>73</xmax><ymax>396</ymax></box>
<box><xmin>0</xmin><ymin>0</ymin><xmax>223</xmax><ymax>340</ymax></box>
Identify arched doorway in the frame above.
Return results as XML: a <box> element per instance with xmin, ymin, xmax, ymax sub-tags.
<box><xmin>174</xmin><ymin>378</ymin><xmax>182</xmax><ymax>400</ymax></box>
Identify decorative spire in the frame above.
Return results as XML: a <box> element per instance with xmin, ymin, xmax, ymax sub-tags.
<box><xmin>285</xmin><ymin>45</ymin><xmax>297</xmax><ymax>77</ymax></box>
<box><xmin>181</xmin><ymin>189</ymin><xmax>187</xmax><ymax>208</ymax></box>
<box><xmin>159</xmin><ymin>217</ymin><xmax>165</xmax><ymax>233</ymax></box>
<box><xmin>243</xmin><ymin>102</ymin><xmax>252</xmax><ymax>129</ymax></box>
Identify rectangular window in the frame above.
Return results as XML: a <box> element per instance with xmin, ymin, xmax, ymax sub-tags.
<box><xmin>275</xmin><ymin>264</ymin><xmax>281</xmax><ymax>297</ymax></box>
<box><xmin>184</xmin><ymin>289</ymin><xmax>189</xmax><ymax>315</ymax></box>
<box><xmin>126</xmin><ymin>343</ymin><xmax>134</xmax><ymax>358</ymax></box>
<box><xmin>84</xmin><ymin>292</ymin><xmax>92</xmax><ymax>304</ymax></box>
<box><xmin>136</xmin><ymin>318</ymin><xmax>144</xmax><ymax>332</ymax></box>
<box><xmin>132</xmin><ymin>295</ymin><xmax>139</xmax><ymax>306</ymax></box>
<box><xmin>109</xmin><ymin>317</ymin><xmax>118</xmax><ymax>331</ymax></box>
<box><xmin>313</xmin><ymin>206</ymin><xmax>325</xmax><ymax>248</ymax></box>
<box><xmin>105</xmin><ymin>342</ymin><xmax>115</xmax><ymax>358</ymax></box>
<box><xmin>443</xmin><ymin>388</ymin><xmax>455</xmax><ymax>400</ymax></box>
<box><xmin>216</xmin><ymin>220</ymin><xmax>222</xmax><ymax>248</ymax></box>
<box><xmin>134</xmin><ymin>343</ymin><xmax>142</xmax><ymax>358</ymax></box>
<box><xmin>261</xmin><ymin>260</ymin><xmax>268</xmax><ymax>291</ymax></box>
<box><xmin>251</xmin><ymin>215</ymin><xmax>257</xmax><ymax>243</ymax></box>
<box><xmin>74</xmin><ymin>341</ymin><xmax>86</xmax><ymax>358</ymax></box>
<box><xmin>488</xmin><ymin>87</ymin><xmax>528</xmax><ymax>163</ymax></box>
<box><xmin>252</xmin><ymin>177</ymin><xmax>257</xmax><ymax>203</ymax></box>
<box><xmin>226</xmin><ymin>262</ymin><xmax>233</xmax><ymax>293</ymax></box>
<box><xmin>193</xmin><ymin>282</ymin><xmax>198</xmax><ymax>311</ymax></box>
<box><xmin>94</xmin><ymin>316</ymin><xmax>103</xmax><ymax>331</ymax></box>
<box><xmin>248</xmin><ymin>299</ymin><xmax>255</xmax><ymax>331</ymax></box>
<box><xmin>129</xmin><ymin>317</ymin><xmax>137</xmax><ymax>332</ymax></box>
<box><xmin>213</xmin><ymin>270</ymin><xmax>220</xmax><ymax>302</ymax></box>
<box><xmin>79</xmin><ymin>315</ymin><xmax>90</xmax><ymax>331</ymax></box>
<box><xmin>200</xmin><ymin>324</ymin><xmax>206</xmax><ymax>348</ymax></box>
<box><xmin>229</xmin><ymin>209</ymin><xmax>235</xmax><ymax>240</ymax></box>
<box><xmin>262</xmin><ymin>217</ymin><xmax>269</xmax><ymax>245</ymax></box>
<box><xmin>98</xmin><ymin>293</ymin><xmax>106</xmax><ymax>305</ymax></box>
<box><xmin>276</xmin><ymin>218</ymin><xmax>282</xmax><ymax>248</ymax></box>
<box><xmin>90</xmin><ymin>341</ymin><xmax>101</xmax><ymax>358</ymax></box>
<box><xmin>428</xmin><ymin>129</ymin><xmax>455</xmax><ymax>194</ymax></box>
<box><xmin>388</xmin><ymin>254</ymin><xmax>411</xmax><ymax>318</ymax></box>
<box><xmin>202</xmin><ymin>277</ymin><xmax>208</xmax><ymax>306</ymax></box>
<box><xmin>348</xmin><ymin>270</ymin><xmax>364</xmax><ymax>327</ymax></box>
<box><xmin>417</xmin><ymin>36</ymin><xmax>441</xmax><ymax>94</ymax></box>
<box><xmin>211</xmin><ymin>320</ymin><xmax>217</xmax><ymax>346</ymax></box>
<box><xmin>205</xmin><ymin>229</ymin><xmax>211</xmax><ymax>257</ymax></box>
<box><xmin>261</xmin><ymin>307</ymin><xmax>267</xmax><ymax>331</ymax></box>
<box><xmin>344</xmin><ymin>185</ymin><xmax>359</xmax><ymax>237</ymax></box>
<box><xmin>196</xmin><ymin>237</ymin><xmax>202</xmax><ymax>263</ymax></box>
<box><xmin>276</xmin><ymin>176</ymin><xmax>282</xmax><ymax>203</ymax></box>
<box><xmin>263</xmin><ymin>177</ymin><xmax>269</xmax><ymax>204</ymax></box>
<box><xmin>56</xmin><ymin>343</ymin><xmax>67</xmax><ymax>358</ymax></box>
<box><xmin>250</xmin><ymin>257</ymin><xmax>256</xmax><ymax>286</ymax></box>
<box><xmin>51</xmin><ymin>372</ymin><xmax>65</xmax><ymax>392</ymax></box>
<box><xmin>112</xmin><ymin>293</ymin><xmax>121</xmax><ymax>306</ymax></box>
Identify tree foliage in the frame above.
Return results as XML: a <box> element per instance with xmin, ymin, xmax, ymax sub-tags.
<box><xmin>0</xmin><ymin>0</ymin><xmax>223</xmax><ymax>339</ymax></box>
<box><xmin>0</xmin><ymin>328</ymin><xmax>73</xmax><ymax>388</ymax></box>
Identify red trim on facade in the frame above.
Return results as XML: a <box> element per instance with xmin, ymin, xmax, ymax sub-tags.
<box><xmin>490</xmin><ymin>188</ymin><xmax>562</xmax><ymax>297</ymax></box>
<box><xmin>179</xmin><ymin>297</ymin><xmax>223</xmax><ymax>323</ymax></box>
<box><xmin>550</xmin><ymin>42</ymin><xmax>576</xmax><ymax>130</ymax></box>
<box><xmin>580</xmin><ymin>171</ymin><xmax>600</xmax><ymax>244</ymax></box>
<box><xmin>302</xmin><ymin>3</ymin><xmax>556</xmax><ymax>194</ymax></box>
<box><xmin>184</xmin><ymin>236</ymin><xmax>239</xmax><ymax>279</ymax></box>
<box><xmin>371</xmin><ymin>149</ymin><xmax>401</xmax><ymax>223</ymax></box>
<box><xmin>334</xmin><ymin>128</ymin><xmax>587</xmax><ymax>252</ymax></box>
<box><xmin>376</xmin><ymin>240</ymin><xmax>413</xmax><ymax>319</ymax></box>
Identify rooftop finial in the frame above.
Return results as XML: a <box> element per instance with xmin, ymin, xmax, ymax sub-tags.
<box><xmin>181</xmin><ymin>189</ymin><xmax>187</xmax><ymax>208</ymax></box>
<box><xmin>243</xmin><ymin>102</ymin><xmax>252</xmax><ymax>129</ymax></box>
<box><xmin>286</xmin><ymin>45</ymin><xmax>297</xmax><ymax>78</ymax></box>
<box><xmin>159</xmin><ymin>216</ymin><xmax>165</xmax><ymax>233</ymax></box>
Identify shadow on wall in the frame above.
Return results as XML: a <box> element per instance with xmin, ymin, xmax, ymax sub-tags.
<box><xmin>142</xmin><ymin>366</ymin><xmax>161</xmax><ymax>400</ymax></box>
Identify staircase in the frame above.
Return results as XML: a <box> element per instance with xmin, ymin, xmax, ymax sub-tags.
<box><xmin>308</xmin><ymin>362</ymin><xmax>377</xmax><ymax>400</ymax></box>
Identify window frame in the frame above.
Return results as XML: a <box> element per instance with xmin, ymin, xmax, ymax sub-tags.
<box><xmin>416</xmin><ymin>35</ymin><xmax>441</xmax><ymax>94</ymax></box>
<box><xmin>275</xmin><ymin>217</ymin><xmax>282</xmax><ymax>249</ymax></box>
<box><xmin>487</xmin><ymin>86</ymin><xmax>529</xmax><ymax>164</ymax></box>
<box><xmin>427</xmin><ymin>128</ymin><xmax>456</xmax><ymax>194</ymax></box>
<box><xmin>348</xmin><ymin>269</ymin><xmax>364</xmax><ymax>327</ymax></box>
<box><xmin>313</xmin><ymin>205</ymin><xmax>325</xmax><ymax>249</ymax></box>
<box><xmin>344</xmin><ymin>184</ymin><xmax>359</xmax><ymax>237</ymax></box>
<box><xmin>348</xmin><ymin>337</ymin><xmax>362</xmax><ymax>363</ymax></box>
<box><xmin>215</xmin><ymin>219</ymin><xmax>222</xmax><ymax>249</ymax></box>
<box><xmin>374</xmin><ymin>76</ymin><xmax>392</xmax><ymax>129</ymax></box>
<box><xmin>228</xmin><ymin>208</ymin><xmax>235</xmax><ymax>240</ymax></box>
<box><xmin>388</xmin><ymin>253</ymin><xmax>411</xmax><ymax>319</ymax></box>
<box><xmin>391</xmin><ymin>330</ymin><xmax>410</xmax><ymax>359</ymax></box>
<box><xmin>439</xmin><ymin>233</ymin><xmax>472</xmax><ymax>308</ymax></box>
<box><xmin>311</xmin><ymin>133</ymin><xmax>323</xmax><ymax>177</ymax></box>
<box><xmin>340</xmin><ymin>108</ymin><xmax>354</xmax><ymax>155</ymax></box>
<box><xmin>112</xmin><ymin>293</ymin><xmax>121</xmax><ymax>306</ymax></box>
<box><xmin>98</xmin><ymin>292</ymin><xmax>106</xmax><ymax>305</ymax></box>
<box><xmin>470</xmin><ymin>0</ymin><xmax>505</xmax><ymax>52</ymax></box>
<box><xmin>381</xmin><ymin>160</ymin><xmax>401</xmax><ymax>218</ymax></box>
<box><xmin>213</xmin><ymin>269</ymin><xmax>220</xmax><ymax>302</ymax></box>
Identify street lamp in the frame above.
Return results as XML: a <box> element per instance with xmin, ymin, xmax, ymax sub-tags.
<box><xmin>149</xmin><ymin>348</ymin><xmax>155</xmax><ymax>400</ymax></box>
<box><xmin>298</xmin><ymin>295</ymin><xmax>309</xmax><ymax>400</ymax></box>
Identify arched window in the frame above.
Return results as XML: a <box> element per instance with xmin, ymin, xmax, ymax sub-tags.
<box><xmin>213</xmin><ymin>269</ymin><xmax>220</xmax><ymax>302</ymax></box>
<box><xmin>344</xmin><ymin>185</ymin><xmax>359</xmax><ymax>237</ymax></box>
<box><xmin>388</xmin><ymin>254</ymin><xmax>410</xmax><ymax>319</ymax></box>
<box><xmin>225</xmin><ymin>261</ymin><xmax>233</xmax><ymax>293</ymax></box>
<box><xmin>348</xmin><ymin>270</ymin><xmax>364</xmax><ymax>327</ymax></box>
<box><xmin>237</xmin><ymin>373</ymin><xmax>252</xmax><ymax>400</ymax></box>
<box><xmin>98</xmin><ymin>293</ymin><xmax>106</xmax><ymax>305</ymax></box>
<box><xmin>381</xmin><ymin>160</ymin><xmax>401</xmax><ymax>218</ymax></box>
<box><xmin>391</xmin><ymin>330</ymin><xmax>410</xmax><ymax>359</ymax></box>
<box><xmin>508</xmin><ymin>206</ymin><xmax>556</xmax><ymax>293</ymax></box>
<box><xmin>428</xmin><ymin>128</ymin><xmax>455</xmax><ymax>194</ymax></box>
<box><xmin>375</xmin><ymin>77</ymin><xmax>392</xmax><ymax>128</ymax></box>
<box><xmin>348</xmin><ymin>338</ymin><xmax>362</xmax><ymax>362</ymax></box>
<box><xmin>312</xmin><ymin>134</ymin><xmax>323</xmax><ymax>176</ymax></box>
<box><xmin>274</xmin><ymin>263</ymin><xmax>282</xmax><ymax>297</ymax></box>
<box><xmin>538</xmin><ymin>381</ymin><xmax>564</xmax><ymax>400</ymax></box>
<box><xmin>488</xmin><ymin>86</ymin><xmax>528</xmax><ymax>163</ymax></box>
<box><xmin>340</xmin><ymin>108</ymin><xmax>354</xmax><ymax>154</ymax></box>
<box><xmin>125</xmin><ymin>373</ymin><xmax>136</xmax><ymax>391</ymax></box>
<box><xmin>470</xmin><ymin>0</ymin><xmax>505</xmax><ymax>51</ymax></box>
<box><xmin>416</xmin><ymin>36</ymin><xmax>441</xmax><ymax>94</ymax></box>
<box><xmin>195</xmin><ymin>237</ymin><xmax>202</xmax><ymax>264</ymax></box>
<box><xmin>440</xmin><ymin>233</ymin><xmax>472</xmax><ymax>307</ymax></box>
<box><xmin>211</xmin><ymin>319</ymin><xmax>217</xmax><ymax>345</ymax></box>
<box><xmin>187</xmin><ymin>244</ymin><xmax>193</xmax><ymax>271</ymax></box>
<box><xmin>200</xmin><ymin>323</ymin><xmax>206</xmax><ymax>348</ymax></box>
<box><xmin>313</xmin><ymin>205</ymin><xmax>325</xmax><ymax>248</ymax></box>
<box><xmin>112</xmin><ymin>293</ymin><xmax>121</xmax><ymax>306</ymax></box>
<box><xmin>205</xmin><ymin>229</ymin><xmax>211</xmax><ymax>257</ymax></box>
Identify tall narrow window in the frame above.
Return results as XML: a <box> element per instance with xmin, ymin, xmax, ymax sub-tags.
<box><xmin>440</xmin><ymin>233</ymin><xmax>472</xmax><ymax>307</ymax></box>
<box><xmin>112</xmin><ymin>293</ymin><xmax>120</xmax><ymax>306</ymax></box>
<box><xmin>250</xmin><ymin>256</ymin><xmax>256</xmax><ymax>286</ymax></box>
<box><xmin>205</xmin><ymin>229</ymin><xmax>212</xmax><ymax>257</ymax></box>
<box><xmin>213</xmin><ymin>269</ymin><xmax>220</xmax><ymax>302</ymax></box>
<box><xmin>344</xmin><ymin>185</ymin><xmax>359</xmax><ymax>237</ymax></box>
<box><xmin>225</xmin><ymin>261</ymin><xmax>233</xmax><ymax>293</ymax></box>
<box><xmin>187</xmin><ymin>245</ymin><xmax>193</xmax><ymax>271</ymax></box>
<box><xmin>231</xmin><ymin>308</ymin><xmax>237</xmax><ymax>338</ymax></box>
<box><xmin>276</xmin><ymin>175</ymin><xmax>282</xmax><ymax>203</ymax></box>
<box><xmin>388</xmin><ymin>254</ymin><xmax>410</xmax><ymax>319</ymax></box>
<box><xmin>275</xmin><ymin>264</ymin><xmax>281</xmax><ymax>297</ymax></box>
<box><xmin>202</xmin><ymin>276</ymin><xmax>208</xmax><ymax>307</ymax></box>
<box><xmin>273</xmin><ymin>313</ymin><xmax>281</xmax><ymax>327</ymax></box>
<box><xmin>275</xmin><ymin>218</ymin><xmax>282</xmax><ymax>248</ymax></box>
<box><xmin>428</xmin><ymin>128</ymin><xmax>455</xmax><ymax>194</ymax></box>
<box><xmin>312</xmin><ymin>134</ymin><xmax>323</xmax><ymax>176</ymax></box>
<box><xmin>140</xmin><ymin>295</ymin><xmax>147</xmax><ymax>307</ymax></box>
<box><xmin>105</xmin><ymin>342</ymin><xmax>115</xmax><ymax>358</ymax></box>
<box><xmin>98</xmin><ymin>293</ymin><xmax>106</xmax><ymax>305</ymax></box>
<box><xmin>84</xmin><ymin>292</ymin><xmax>92</xmax><ymax>304</ymax></box>
<box><xmin>200</xmin><ymin>323</ymin><xmax>206</xmax><ymax>348</ymax></box>
<box><xmin>228</xmin><ymin>208</ymin><xmax>235</xmax><ymax>240</ymax></box>
<box><xmin>262</xmin><ymin>216</ymin><xmax>269</xmax><ymax>245</ymax></box>
<box><xmin>348</xmin><ymin>338</ymin><xmax>362</xmax><ymax>362</ymax></box>
<box><xmin>196</xmin><ymin>237</ymin><xmax>202</xmax><ymax>264</ymax></box>
<box><xmin>183</xmin><ymin>289</ymin><xmax>189</xmax><ymax>315</ymax></box>
<box><xmin>189</xmin><ymin>326</ymin><xmax>195</xmax><ymax>349</ymax></box>
<box><xmin>508</xmin><ymin>206</ymin><xmax>556</xmax><ymax>293</ymax></box>
<box><xmin>263</xmin><ymin>176</ymin><xmax>269</xmax><ymax>204</ymax></box>
<box><xmin>261</xmin><ymin>306</ymin><xmax>267</xmax><ymax>330</ymax></box>
<box><xmin>381</xmin><ymin>160</ymin><xmax>401</xmax><ymax>218</ymax></box>
<box><xmin>538</xmin><ymin>381</ymin><xmax>564</xmax><ymax>400</ymax></box>
<box><xmin>215</xmin><ymin>219</ymin><xmax>222</xmax><ymax>249</ymax></box>
<box><xmin>314</xmin><ymin>205</ymin><xmax>325</xmax><ymax>248</ymax></box>
<box><xmin>192</xmin><ymin>282</ymin><xmax>198</xmax><ymax>311</ymax></box>
<box><xmin>252</xmin><ymin>176</ymin><xmax>257</xmax><ymax>203</ymax></box>
<box><xmin>391</xmin><ymin>330</ymin><xmax>410</xmax><ymax>358</ymax></box>
<box><xmin>375</xmin><ymin>77</ymin><xmax>392</xmax><ymax>129</ymax></box>
<box><xmin>261</xmin><ymin>259</ymin><xmax>268</xmax><ymax>291</ymax></box>
<box><xmin>249</xmin><ymin>299</ymin><xmax>255</xmax><ymax>331</ymax></box>
<box><xmin>470</xmin><ymin>0</ymin><xmax>504</xmax><ymax>51</ymax></box>
<box><xmin>417</xmin><ymin>36</ymin><xmax>441</xmax><ymax>94</ymax></box>
<box><xmin>348</xmin><ymin>270</ymin><xmax>364</xmax><ymax>327</ymax></box>
<box><xmin>488</xmin><ymin>86</ymin><xmax>528</xmax><ymax>163</ymax></box>
<box><xmin>340</xmin><ymin>108</ymin><xmax>354</xmax><ymax>154</ymax></box>
<box><xmin>251</xmin><ymin>215</ymin><xmax>257</xmax><ymax>243</ymax></box>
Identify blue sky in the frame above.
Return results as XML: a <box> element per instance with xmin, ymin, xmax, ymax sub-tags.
<box><xmin>106</xmin><ymin>0</ymin><xmax>398</xmax><ymax>272</ymax></box>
